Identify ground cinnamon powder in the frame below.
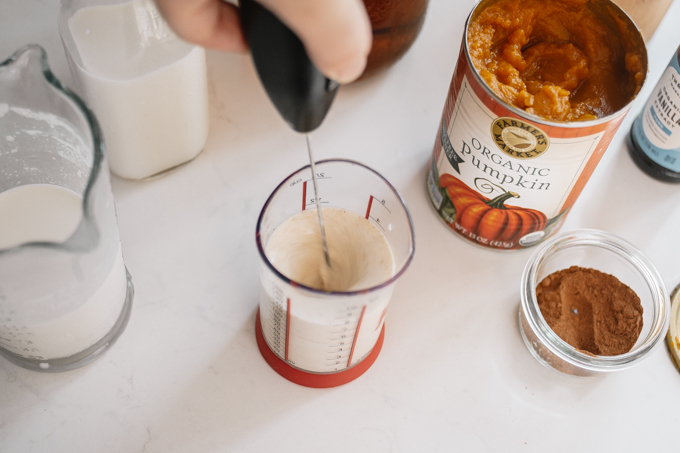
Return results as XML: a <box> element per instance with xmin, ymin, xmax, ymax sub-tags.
<box><xmin>536</xmin><ymin>266</ymin><xmax>643</xmax><ymax>356</ymax></box>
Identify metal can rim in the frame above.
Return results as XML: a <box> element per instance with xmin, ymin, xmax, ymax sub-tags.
<box><xmin>463</xmin><ymin>0</ymin><xmax>649</xmax><ymax>128</ymax></box>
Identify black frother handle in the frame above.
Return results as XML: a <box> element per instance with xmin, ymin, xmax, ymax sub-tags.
<box><xmin>240</xmin><ymin>0</ymin><xmax>339</xmax><ymax>133</ymax></box>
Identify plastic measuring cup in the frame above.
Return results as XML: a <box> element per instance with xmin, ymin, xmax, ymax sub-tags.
<box><xmin>255</xmin><ymin>159</ymin><xmax>415</xmax><ymax>387</ymax></box>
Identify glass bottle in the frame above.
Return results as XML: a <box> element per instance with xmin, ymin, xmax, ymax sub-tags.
<box><xmin>628</xmin><ymin>45</ymin><xmax>680</xmax><ymax>183</ymax></box>
<box><xmin>359</xmin><ymin>0</ymin><xmax>429</xmax><ymax>80</ymax></box>
<box><xmin>58</xmin><ymin>0</ymin><xmax>209</xmax><ymax>180</ymax></box>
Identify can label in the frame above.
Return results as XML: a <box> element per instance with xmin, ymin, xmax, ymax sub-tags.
<box><xmin>428</xmin><ymin>48</ymin><xmax>626</xmax><ymax>250</ymax></box>
<box><xmin>631</xmin><ymin>52</ymin><xmax>680</xmax><ymax>173</ymax></box>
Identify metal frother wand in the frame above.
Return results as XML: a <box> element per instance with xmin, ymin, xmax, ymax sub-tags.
<box><xmin>240</xmin><ymin>0</ymin><xmax>339</xmax><ymax>266</ymax></box>
<box><xmin>304</xmin><ymin>135</ymin><xmax>330</xmax><ymax>266</ymax></box>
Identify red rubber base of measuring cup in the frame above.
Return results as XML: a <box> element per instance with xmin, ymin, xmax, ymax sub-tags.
<box><xmin>255</xmin><ymin>309</ymin><xmax>385</xmax><ymax>388</ymax></box>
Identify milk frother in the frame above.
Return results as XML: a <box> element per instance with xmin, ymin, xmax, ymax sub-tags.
<box><xmin>239</xmin><ymin>0</ymin><xmax>339</xmax><ymax>132</ymax></box>
<box><xmin>240</xmin><ymin>0</ymin><xmax>338</xmax><ymax>265</ymax></box>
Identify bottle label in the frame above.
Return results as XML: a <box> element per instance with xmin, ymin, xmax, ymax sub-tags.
<box><xmin>632</xmin><ymin>52</ymin><xmax>680</xmax><ymax>172</ymax></box>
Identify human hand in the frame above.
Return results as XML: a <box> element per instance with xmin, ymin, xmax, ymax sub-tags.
<box><xmin>154</xmin><ymin>0</ymin><xmax>372</xmax><ymax>83</ymax></box>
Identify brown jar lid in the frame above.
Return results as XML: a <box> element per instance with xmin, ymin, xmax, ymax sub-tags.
<box><xmin>667</xmin><ymin>284</ymin><xmax>680</xmax><ymax>372</ymax></box>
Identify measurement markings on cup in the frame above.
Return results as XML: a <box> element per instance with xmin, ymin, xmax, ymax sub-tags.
<box><xmin>265</xmin><ymin>295</ymin><xmax>293</xmax><ymax>364</ymax></box>
<box><xmin>365</xmin><ymin>195</ymin><xmax>391</xmax><ymax>231</ymax></box>
<box><xmin>267</xmin><ymin>294</ymin><xmax>369</xmax><ymax>371</ymax></box>
<box><xmin>285</xmin><ymin>298</ymin><xmax>291</xmax><ymax>362</ymax></box>
<box><xmin>301</xmin><ymin>175</ymin><xmax>331</xmax><ymax>210</ymax></box>
<box><xmin>325</xmin><ymin>305</ymin><xmax>366</xmax><ymax>370</ymax></box>
<box><xmin>264</xmin><ymin>283</ymin><xmax>288</xmax><ymax>360</ymax></box>
<box><xmin>347</xmin><ymin>306</ymin><xmax>367</xmax><ymax>367</ymax></box>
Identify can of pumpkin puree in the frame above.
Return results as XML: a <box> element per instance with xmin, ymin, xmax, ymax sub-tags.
<box><xmin>427</xmin><ymin>0</ymin><xmax>647</xmax><ymax>250</ymax></box>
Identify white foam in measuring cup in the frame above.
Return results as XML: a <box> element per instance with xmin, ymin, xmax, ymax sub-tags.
<box><xmin>66</xmin><ymin>1</ymin><xmax>209</xmax><ymax>180</ymax></box>
<box><xmin>266</xmin><ymin>208</ymin><xmax>395</xmax><ymax>292</ymax></box>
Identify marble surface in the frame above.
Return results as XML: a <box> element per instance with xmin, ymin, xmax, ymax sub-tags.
<box><xmin>1</xmin><ymin>0</ymin><xmax>680</xmax><ymax>451</ymax></box>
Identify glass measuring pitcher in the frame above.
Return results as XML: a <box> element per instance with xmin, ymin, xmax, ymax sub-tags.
<box><xmin>255</xmin><ymin>159</ymin><xmax>415</xmax><ymax>387</ymax></box>
<box><xmin>0</xmin><ymin>45</ymin><xmax>133</xmax><ymax>372</ymax></box>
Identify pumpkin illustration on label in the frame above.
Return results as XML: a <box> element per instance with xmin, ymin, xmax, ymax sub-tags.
<box><xmin>439</xmin><ymin>174</ymin><xmax>547</xmax><ymax>249</ymax></box>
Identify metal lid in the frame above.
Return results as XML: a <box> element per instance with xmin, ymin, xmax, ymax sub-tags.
<box><xmin>666</xmin><ymin>284</ymin><xmax>680</xmax><ymax>372</ymax></box>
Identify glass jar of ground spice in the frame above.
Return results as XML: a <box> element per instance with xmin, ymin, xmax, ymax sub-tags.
<box><xmin>519</xmin><ymin>230</ymin><xmax>670</xmax><ymax>377</ymax></box>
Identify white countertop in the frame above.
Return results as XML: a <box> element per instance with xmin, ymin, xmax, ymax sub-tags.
<box><xmin>2</xmin><ymin>0</ymin><xmax>680</xmax><ymax>451</ymax></box>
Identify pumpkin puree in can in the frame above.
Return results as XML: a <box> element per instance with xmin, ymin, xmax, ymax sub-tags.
<box><xmin>427</xmin><ymin>0</ymin><xmax>647</xmax><ymax>250</ymax></box>
<box><xmin>467</xmin><ymin>0</ymin><xmax>645</xmax><ymax>122</ymax></box>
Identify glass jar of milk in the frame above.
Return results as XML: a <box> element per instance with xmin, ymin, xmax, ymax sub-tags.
<box><xmin>58</xmin><ymin>0</ymin><xmax>210</xmax><ymax>180</ymax></box>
